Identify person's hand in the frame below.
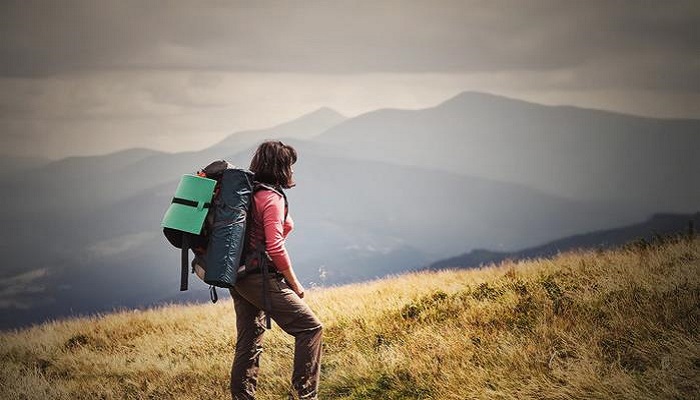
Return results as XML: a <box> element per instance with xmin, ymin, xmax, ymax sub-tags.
<box><xmin>288</xmin><ymin>279</ymin><xmax>304</xmax><ymax>299</ymax></box>
<box><xmin>279</xmin><ymin>268</ymin><xmax>305</xmax><ymax>298</ymax></box>
<box><xmin>290</xmin><ymin>281</ymin><xmax>305</xmax><ymax>298</ymax></box>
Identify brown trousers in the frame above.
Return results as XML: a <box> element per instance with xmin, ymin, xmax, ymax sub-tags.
<box><xmin>229</xmin><ymin>273</ymin><xmax>323</xmax><ymax>400</ymax></box>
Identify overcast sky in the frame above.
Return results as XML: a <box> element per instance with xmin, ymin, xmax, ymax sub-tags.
<box><xmin>1</xmin><ymin>0</ymin><xmax>698</xmax><ymax>159</ymax></box>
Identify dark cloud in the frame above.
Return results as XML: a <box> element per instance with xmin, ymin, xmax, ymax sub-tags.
<box><xmin>1</xmin><ymin>1</ymin><xmax>698</xmax><ymax>92</ymax></box>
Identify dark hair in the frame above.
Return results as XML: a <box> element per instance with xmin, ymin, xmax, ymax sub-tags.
<box><xmin>249</xmin><ymin>140</ymin><xmax>297</xmax><ymax>189</ymax></box>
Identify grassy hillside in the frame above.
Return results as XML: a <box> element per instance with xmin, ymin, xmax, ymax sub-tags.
<box><xmin>1</xmin><ymin>237</ymin><xmax>698</xmax><ymax>399</ymax></box>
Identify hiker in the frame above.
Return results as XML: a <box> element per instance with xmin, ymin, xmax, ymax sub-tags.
<box><xmin>230</xmin><ymin>140</ymin><xmax>323</xmax><ymax>400</ymax></box>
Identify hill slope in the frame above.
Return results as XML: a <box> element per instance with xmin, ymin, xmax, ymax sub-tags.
<box><xmin>1</xmin><ymin>237</ymin><xmax>698</xmax><ymax>399</ymax></box>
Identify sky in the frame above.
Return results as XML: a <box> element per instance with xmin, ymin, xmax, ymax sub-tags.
<box><xmin>1</xmin><ymin>0</ymin><xmax>698</xmax><ymax>160</ymax></box>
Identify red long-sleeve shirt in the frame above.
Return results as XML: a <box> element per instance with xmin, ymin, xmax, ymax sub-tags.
<box><xmin>247</xmin><ymin>189</ymin><xmax>294</xmax><ymax>272</ymax></box>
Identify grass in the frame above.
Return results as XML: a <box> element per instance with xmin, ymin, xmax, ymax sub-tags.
<box><xmin>1</xmin><ymin>237</ymin><xmax>698</xmax><ymax>399</ymax></box>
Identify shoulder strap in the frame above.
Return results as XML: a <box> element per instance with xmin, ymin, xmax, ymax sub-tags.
<box><xmin>243</xmin><ymin>182</ymin><xmax>289</xmax><ymax>255</ymax></box>
<box><xmin>253</xmin><ymin>182</ymin><xmax>288</xmax><ymax>221</ymax></box>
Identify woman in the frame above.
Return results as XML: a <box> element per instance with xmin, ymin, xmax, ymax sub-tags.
<box><xmin>229</xmin><ymin>140</ymin><xmax>323</xmax><ymax>400</ymax></box>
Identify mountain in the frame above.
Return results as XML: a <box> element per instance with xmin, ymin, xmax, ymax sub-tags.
<box><xmin>427</xmin><ymin>212</ymin><xmax>700</xmax><ymax>270</ymax></box>
<box><xmin>0</xmin><ymin>145</ymin><xmax>641</xmax><ymax>331</ymax></box>
<box><xmin>1</xmin><ymin>108</ymin><xmax>345</xmax><ymax>215</ymax></box>
<box><xmin>0</xmin><ymin>109</ymin><xmax>347</xmax><ymax>279</ymax></box>
<box><xmin>0</xmin><ymin>146</ymin><xmax>630</xmax><ymax>327</ymax></box>
<box><xmin>2</xmin><ymin>238</ymin><xmax>697</xmax><ymax>399</ymax></box>
<box><xmin>1</xmin><ymin>93</ymin><xmax>695</xmax><ymax>331</ymax></box>
<box><xmin>315</xmin><ymin>91</ymin><xmax>700</xmax><ymax>213</ymax></box>
<box><xmin>0</xmin><ymin>155</ymin><xmax>52</xmax><ymax>178</ymax></box>
<box><xmin>282</xmin><ymin>141</ymin><xmax>643</xmax><ymax>281</ymax></box>
<box><xmin>209</xmin><ymin>107</ymin><xmax>345</xmax><ymax>153</ymax></box>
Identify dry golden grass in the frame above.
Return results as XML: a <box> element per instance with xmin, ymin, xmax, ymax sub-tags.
<box><xmin>1</xmin><ymin>237</ymin><xmax>698</xmax><ymax>399</ymax></box>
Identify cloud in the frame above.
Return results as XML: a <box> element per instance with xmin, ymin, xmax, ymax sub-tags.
<box><xmin>87</xmin><ymin>231</ymin><xmax>159</xmax><ymax>258</ymax></box>
<box><xmin>2</xmin><ymin>69</ymin><xmax>700</xmax><ymax>159</ymax></box>
<box><xmin>0</xmin><ymin>1</ymin><xmax>698</xmax><ymax>159</ymax></box>
<box><xmin>0</xmin><ymin>267</ymin><xmax>50</xmax><ymax>309</ymax></box>
<box><xmin>0</xmin><ymin>1</ymin><xmax>697</xmax><ymax>90</ymax></box>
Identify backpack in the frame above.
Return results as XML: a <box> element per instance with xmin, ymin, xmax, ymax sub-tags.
<box><xmin>162</xmin><ymin>160</ymin><xmax>288</xmax><ymax>310</ymax></box>
<box><xmin>162</xmin><ymin>160</ymin><xmax>254</xmax><ymax>302</ymax></box>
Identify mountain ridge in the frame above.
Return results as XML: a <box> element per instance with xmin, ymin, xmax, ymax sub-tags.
<box><xmin>427</xmin><ymin>212</ymin><xmax>700</xmax><ymax>271</ymax></box>
<box><xmin>315</xmin><ymin>90</ymin><xmax>699</xmax><ymax>211</ymax></box>
<box><xmin>437</xmin><ymin>91</ymin><xmax>700</xmax><ymax>121</ymax></box>
<box><xmin>208</xmin><ymin>106</ymin><xmax>346</xmax><ymax>151</ymax></box>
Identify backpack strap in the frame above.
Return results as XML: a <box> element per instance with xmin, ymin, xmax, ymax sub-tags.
<box><xmin>253</xmin><ymin>182</ymin><xmax>288</xmax><ymax>221</ymax></box>
<box><xmin>261</xmin><ymin>258</ymin><xmax>272</xmax><ymax>329</ymax></box>
<box><xmin>171</xmin><ymin>197</ymin><xmax>212</xmax><ymax>209</ymax></box>
<box><xmin>243</xmin><ymin>182</ymin><xmax>288</xmax><ymax>256</ymax></box>
<box><xmin>180</xmin><ymin>233</ymin><xmax>189</xmax><ymax>291</ymax></box>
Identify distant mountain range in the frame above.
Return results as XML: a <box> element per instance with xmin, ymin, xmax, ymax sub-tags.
<box><xmin>0</xmin><ymin>91</ymin><xmax>697</xmax><ymax>331</ymax></box>
<box><xmin>315</xmin><ymin>91</ymin><xmax>699</xmax><ymax>212</ymax></box>
<box><xmin>427</xmin><ymin>212</ymin><xmax>700</xmax><ymax>271</ymax></box>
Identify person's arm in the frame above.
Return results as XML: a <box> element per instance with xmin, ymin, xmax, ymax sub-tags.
<box><xmin>259</xmin><ymin>191</ymin><xmax>304</xmax><ymax>298</ymax></box>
